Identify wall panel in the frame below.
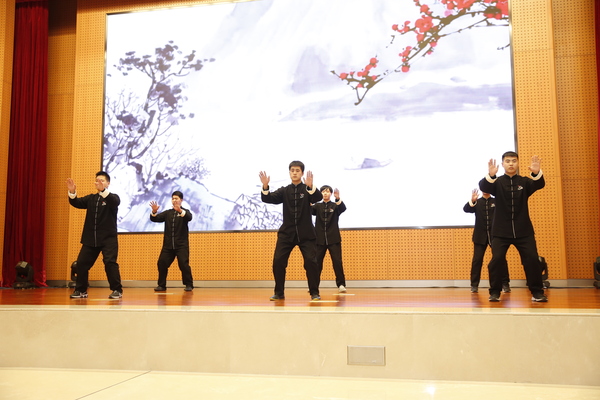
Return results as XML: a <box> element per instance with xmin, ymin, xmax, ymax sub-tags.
<box><xmin>39</xmin><ymin>0</ymin><xmax>598</xmax><ymax>286</ymax></box>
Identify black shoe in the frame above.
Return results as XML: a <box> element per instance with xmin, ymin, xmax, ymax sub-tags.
<box><xmin>154</xmin><ymin>286</ymin><xmax>166</xmax><ymax>292</ymax></box>
<box><xmin>108</xmin><ymin>290</ymin><xmax>122</xmax><ymax>299</ymax></box>
<box><xmin>70</xmin><ymin>290</ymin><xmax>88</xmax><ymax>299</ymax></box>
<box><xmin>531</xmin><ymin>293</ymin><xmax>548</xmax><ymax>302</ymax></box>
<box><xmin>270</xmin><ymin>294</ymin><xmax>285</xmax><ymax>301</ymax></box>
<box><xmin>184</xmin><ymin>286</ymin><xmax>193</xmax><ymax>292</ymax></box>
<box><xmin>310</xmin><ymin>295</ymin><xmax>321</xmax><ymax>301</ymax></box>
<box><xmin>470</xmin><ymin>286</ymin><xmax>478</xmax><ymax>293</ymax></box>
<box><xmin>502</xmin><ymin>283</ymin><xmax>511</xmax><ymax>293</ymax></box>
<box><xmin>488</xmin><ymin>293</ymin><xmax>500</xmax><ymax>302</ymax></box>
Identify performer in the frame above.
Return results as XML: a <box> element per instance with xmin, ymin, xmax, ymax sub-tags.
<box><xmin>67</xmin><ymin>171</ymin><xmax>123</xmax><ymax>299</ymax></box>
<box><xmin>259</xmin><ymin>161</ymin><xmax>322</xmax><ymax>301</ymax></box>
<box><xmin>150</xmin><ymin>191</ymin><xmax>194</xmax><ymax>292</ymax></box>
<box><xmin>312</xmin><ymin>185</ymin><xmax>347</xmax><ymax>293</ymax></box>
<box><xmin>479</xmin><ymin>152</ymin><xmax>547</xmax><ymax>302</ymax></box>
<box><xmin>463</xmin><ymin>189</ymin><xmax>510</xmax><ymax>293</ymax></box>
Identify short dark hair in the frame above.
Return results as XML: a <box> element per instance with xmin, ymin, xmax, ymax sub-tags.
<box><xmin>320</xmin><ymin>185</ymin><xmax>332</xmax><ymax>193</ymax></box>
<box><xmin>289</xmin><ymin>160</ymin><xmax>305</xmax><ymax>172</ymax></box>
<box><xmin>502</xmin><ymin>151</ymin><xmax>519</xmax><ymax>161</ymax></box>
<box><xmin>172</xmin><ymin>190</ymin><xmax>184</xmax><ymax>199</ymax></box>
<box><xmin>96</xmin><ymin>171</ymin><xmax>110</xmax><ymax>182</ymax></box>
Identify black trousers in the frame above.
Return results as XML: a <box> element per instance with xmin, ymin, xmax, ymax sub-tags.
<box><xmin>471</xmin><ymin>242</ymin><xmax>509</xmax><ymax>287</ymax></box>
<box><xmin>75</xmin><ymin>241</ymin><xmax>122</xmax><ymax>293</ymax></box>
<box><xmin>316</xmin><ymin>242</ymin><xmax>346</xmax><ymax>287</ymax></box>
<box><xmin>156</xmin><ymin>246</ymin><xmax>194</xmax><ymax>288</ymax></box>
<box><xmin>272</xmin><ymin>237</ymin><xmax>320</xmax><ymax>297</ymax></box>
<box><xmin>488</xmin><ymin>236</ymin><xmax>544</xmax><ymax>296</ymax></box>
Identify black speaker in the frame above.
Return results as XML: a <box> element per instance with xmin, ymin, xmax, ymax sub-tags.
<box><xmin>13</xmin><ymin>261</ymin><xmax>35</xmax><ymax>289</ymax></box>
<box><xmin>69</xmin><ymin>261</ymin><xmax>77</xmax><ymax>288</ymax></box>
<box><xmin>539</xmin><ymin>256</ymin><xmax>550</xmax><ymax>289</ymax></box>
<box><xmin>594</xmin><ymin>257</ymin><xmax>600</xmax><ymax>289</ymax></box>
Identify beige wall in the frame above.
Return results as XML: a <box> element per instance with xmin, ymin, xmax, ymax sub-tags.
<box><xmin>22</xmin><ymin>0</ymin><xmax>598</xmax><ymax>283</ymax></box>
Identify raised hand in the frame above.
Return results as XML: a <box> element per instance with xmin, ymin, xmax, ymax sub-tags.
<box><xmin>529</xmin><ymin>155</ymin><xmax>542</xmax><ymax>174</ymax></box>
<box><xmin>259</xmin><ymin>171</ymin><xmax>270</xmax><ymax>189</ymax></box>
<box><xmin>66</xmin><ymin>178</ymin><xmax>76</xmax><ymax>194</ymax></box>
<box><xmin>471</xmin><ymin>188</ymin><xmax>479</xmax><ymax>203</ymax></box>
<box><xmin>303</xmin><ymin>170</ymin><xmax>314</xmax><ymax>188</ymax></box>
<box><xmin>334</xmin><ymin>188</ymin><xmax>340</xmax><ymax>199</ymax></box>
<box><xmin>149</xmin><ymin>200</ymin><xmax>160</xmax><ymax>214</ymax></box>
<box><xmin>488</xmin><ymin>159</ymin><xmax>499</xmax><ymax>177</ymax></box>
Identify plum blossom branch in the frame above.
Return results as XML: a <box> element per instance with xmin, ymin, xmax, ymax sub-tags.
<box><xmin>331</xmin><ymin>0</ymin><xmax>509</xmax><ymax>105</ymax></box>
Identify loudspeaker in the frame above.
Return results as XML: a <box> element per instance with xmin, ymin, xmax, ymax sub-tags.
<box><xmin>539</xmin><ymin>256</ymin><xmax>550</xmax><ymax>288</ymax></box>
<box><xmin>594</xmin><ymin>257</ymin><xmax>600</xmax><ymax>289</ymax></box>
<box><xmin>13</xmin><ymin>261</ymin><xmax>35</xmax><ymax>289</ymax></box>
<box><xmin>69</xmin><ymin>261</ymin><xmax>77</xmax><ymax>288</ymax></box>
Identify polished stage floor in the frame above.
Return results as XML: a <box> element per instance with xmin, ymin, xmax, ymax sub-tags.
<box><xmin>1</xmin><ymin>285</ymin><xmax>599</xmax><ymax>311</ymax></box>
<box><xmin>1</xmin><ymin>286</ymin><xmax>599</xmax><ymax>400</ymax></box>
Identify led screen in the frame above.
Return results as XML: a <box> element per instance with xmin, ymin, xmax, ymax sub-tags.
<box><xmin>103</xmin><ymin>0</ymin><xmax>515</xmax><ymax>232</ymax></box>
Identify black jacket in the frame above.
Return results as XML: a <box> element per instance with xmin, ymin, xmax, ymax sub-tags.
<box><xmin>463</xmin><ymin>197</ymin><xmax>495</xmax><ymax>245</ymax></box>
<box><xmin>150</xmin><ymin>208</ymin><xmax>192</xmax><ymax>249</ymax></box>
<box><xmin>69</xmin><ymin>190</ymin><xmax>120</xmax><ymax>247</ymax></box>
<box><xmin>479</xmin><ymin>172</ymin><xmax>545</xmax><ymax>238</ymax></box>
<box><xmin>262</xmin><ymin>182</ymin><xmax>322</xmax><ymax>242</ymax></box>
<box><xmin>311</xmin><ymin>200</ymin><xmax>346</xmax><ymax>245</ymax></box>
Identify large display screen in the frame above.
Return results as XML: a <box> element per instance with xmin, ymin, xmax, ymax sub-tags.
<box><xmin>103</xmin><ymin>0</ymin><xmax>514</xmax><ymax>232</ymax></box>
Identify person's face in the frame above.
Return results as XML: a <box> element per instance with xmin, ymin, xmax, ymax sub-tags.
<box><xmin>171</xmin><ymin>195</ymin><xmax>182</xmax><ymax>208</ymax></box>
<box><xmin>95</xmin><ymin>175</ymin><xmax>109</xmax><ymax>191</ymax></box>
<box><xmin>289</xmin><ymin>166</ymin><xmax>303</xmax><ymax>184</ymax></box>
<box><xmin>502</xmin><ymin>156</ymin><xmax>519</xmax><ymax>176</ymax></box>
<box><xmin>322</xmin><ymin>188</ymin><xmax>331</xmax><ymax>201</ymax></box>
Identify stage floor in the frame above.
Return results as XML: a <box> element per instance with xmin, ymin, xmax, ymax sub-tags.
<box><xmin>1</xmin><ymin>286</ymin><xmax>599</xmax><ymax>313</ymax></box>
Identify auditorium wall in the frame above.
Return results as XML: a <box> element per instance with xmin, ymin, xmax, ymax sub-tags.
<box><xmin>33</xmin><ymin>0</ymin><xmax>598</xmax><ymax>284</ymax></box>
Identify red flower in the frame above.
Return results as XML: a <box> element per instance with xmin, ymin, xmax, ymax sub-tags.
<box><xmin>370</xmin><ymin>57</ymin><xmax>378</xmax><ymax>65</ymax></box>
<box><xmin>401</xmin><ymin>65</ymin><xmax>410</xmax><ymax>73</ymax></box>
<box><xmin>339</xmin><ymin>73</ymin><xmax>348</xmax><ymax>80</ymax></box>
<box><xmin>415</xmin><ymin>15</ymin><xmax>434</xmax><ymax>33</ymax></box>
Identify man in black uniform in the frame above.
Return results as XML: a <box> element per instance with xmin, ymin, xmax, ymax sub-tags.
<box><xmin>150</xmin><ymin>191</ymin><xmax>194</xmax><ymax>292</ymax></box>
<box><xmin>479</xmin><ymin>151</ymin><xmax>547</xmax><ymax>302</ymax></box>
<box><xmin>67</xmin><ymin>171</ymin><xmax>123</xmax><ymax>299</ymax></box>
<box><xmin>463</xmin><ymin>189</ymin><xmax>510</xmax><ymax>293</ymax></box>
<box><xmin>312</xmin><ymin>185</ymin><xmax>347</xmax><ymax>293</ymax></box>
<box><xmin>259</xmin><ymin>161</ymin><xmax>322</xmax><ymax>301</ymax></box>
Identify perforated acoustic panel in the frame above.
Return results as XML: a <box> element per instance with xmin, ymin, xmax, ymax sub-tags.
<box><xmin>42</xmin><ymin>0</ymin><xmax>598</xmax><ymax>284</ymax></box>
<box><xmin>0</xmin><ymin>1</ymin><xmax>15</xmax><ymax>275</ymax></box>
<box><xmin>551</xmin><ymin>0</ymin><xmax>599</xmax><ymax>278</ymax></box>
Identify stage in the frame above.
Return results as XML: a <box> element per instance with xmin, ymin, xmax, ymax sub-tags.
<box><xmin>1</xmin><ymin>286</ymin><xmax>599</xmax><ymax>387</ymax></box>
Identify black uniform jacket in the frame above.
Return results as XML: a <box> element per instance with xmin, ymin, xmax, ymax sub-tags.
<box><xmin>69</xmin><ymin>190</ymin><xmax>120</xmax><ymax>247</ymax></box>
<box><xmin>150</xmin><ymin>208</ymin><xmax>193</xmax><ymax>249</ymax></box>
<box><xmin>463</xmin><ymin>197</ymin><xmax>495</xmax><ymax>245</ymax></box>
<box><xmin>311</xmin><ymin>200</ymin><xmax>346</xmax><ymax>245</ymax></box>
<box><xmin>479</xmin><ymin>171</ymin><xmax>545</xmax><ymax>239</ymax></box>
<box><xmin>262</xmin><ymin>182</ymin><xmax>322</xmax><ymax>242</ymax></box>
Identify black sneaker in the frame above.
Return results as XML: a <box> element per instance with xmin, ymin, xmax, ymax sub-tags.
<box><xmin>310</xmin><ymin>294</ymin><xmax>321</xmax><ymax>301</ymax></box>
<box><xmin>470</xmin><ymin>286</ymin><xmax>478</xmax><ymax>293</ymax></box>
<box><xmin>184</xmin><ymin>286</ymin><xmax>193</xmax><ymax>292</ymax></box>
<box><xmin>70</xmin><ymin>290</ymin><xmax>88</xmax><ymax>299</ymax></box>
<box><xmin>502</xmin><ymin>283</ymin><xmax>511</xmax><ymax>293</ymax></box>
<box><xmin>488</xmin><ymin>293</ymin><xmax>500</xmax><ymax>302</ymax></box>
<box><xmin>531</xmin><ymin>293</ymin><xmax>548</xmax><ymax>302</ymax></box>
<box><xmin>108</xmin><ymin>290</ymin><xmax>122</xmax><ymax>299</ymax></box>
<box><xmin>270</xmin><ymin>294</ymin><xmax>285</xmax><ymax>301</ymax></box>
<box><xmin>154</xmin><ymin>286</ymin><xmax>166</xmax><ymax>292</ymax></box>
